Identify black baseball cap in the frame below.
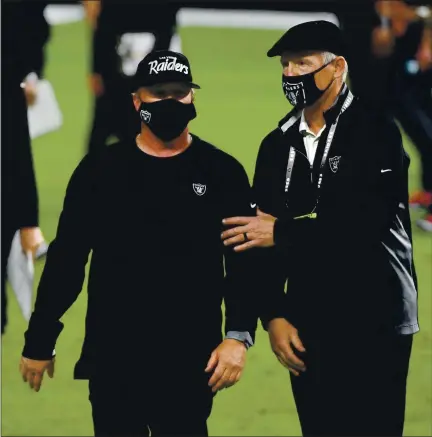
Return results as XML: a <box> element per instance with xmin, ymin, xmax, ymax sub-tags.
<box><xmin>267</xmin><ymin>20</ymin><xmax>346</xmax><ymax>58</ymax></box>
<box><xmin>132</xmin><ymin>50</ymin><xmax>200</xmax><ymax>90</ymax></box>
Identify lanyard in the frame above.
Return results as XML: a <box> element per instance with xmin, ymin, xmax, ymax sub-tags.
<box><xmin>284</xmin><ymin>90</ymin><xmax>354</xmax><ymax>218</ymax></box>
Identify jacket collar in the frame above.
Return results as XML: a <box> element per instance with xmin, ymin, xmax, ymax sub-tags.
<box><xmin>323</xmin><ymin>83</ymin><xmax>349</xmax><ymax>124</ymax></box>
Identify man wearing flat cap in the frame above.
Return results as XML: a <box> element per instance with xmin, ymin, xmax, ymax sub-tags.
<box><xmin>18</xmin><ymin>50</ymin><xmax>259</xmax><ymax>436</ymax></box>
<box><xmin>222</xmin><ymin>20</ymin><xmax>419</xmax><ymax>436</ymax></box>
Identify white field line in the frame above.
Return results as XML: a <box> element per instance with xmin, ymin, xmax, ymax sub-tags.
<box><xmin>44</xmin><ymin>5</ymin><xmax>339</xmax><ymax>29</ymax></box>
<box><xmin>178</xmin><ymin>8</ymin><xmax>339</xmax><ymax>29</ymax></box>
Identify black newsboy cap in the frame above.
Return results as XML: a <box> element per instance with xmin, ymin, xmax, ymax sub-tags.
<box><xmin>267</xmin><ymin>20</ymin><xmax>346</xmax><ymax>58</ymax></box>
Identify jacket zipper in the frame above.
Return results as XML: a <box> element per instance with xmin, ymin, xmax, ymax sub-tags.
<box><xmin>293</xmin><ymin>147</ymin><xmax>309</xmax><ymax>162</ymax></box>
<box><xmin>292</xmin><ymin>147</ymin><xmax>314</xmax><ymax>183</ymax></box>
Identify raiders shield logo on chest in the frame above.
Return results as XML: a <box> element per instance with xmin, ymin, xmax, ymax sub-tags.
<box><xmin>193</xmin><ymin>183</ymin><xmax>206</xmax><ymax>196</ymax></box>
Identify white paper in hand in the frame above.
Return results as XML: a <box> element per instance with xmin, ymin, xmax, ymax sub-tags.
<box><xmin>7</xmin><ymin>231</ymin><xmax>35</xmax><ymax>321</ymax></box>
<box><xmin>27</xmin><ymin>79</ymin><xmax>63</xmax><ymax>139</ymax></box>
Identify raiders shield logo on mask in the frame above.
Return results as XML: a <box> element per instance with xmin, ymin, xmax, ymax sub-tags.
<box><xmin>140</xmin><ymin>110</ymin><xmax>151</xmax><ymax>123</ymax></box>
<box><xmin>283</xmin><ymin>81</ymin><xmax>303</xmax><ymax>107</ymax></box>
<box><xmin>329</xmin><ymin>156</ymin><xmax>341</xmax><ymax>173</ymax></box>
<box><xmin>193</xmin><ymin>183</ymin><xmax>206</xmax><ymax>196</ymax></box>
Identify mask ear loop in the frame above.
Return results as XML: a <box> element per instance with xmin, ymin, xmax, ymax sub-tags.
<box><xmin>288</xmin><ymin>59</ymin><xmax>334</xmax><ymax>80</ymax></box>
<box><xmin>314</xmin><ymin>59</ymin><xmax>337</xmax><ymax>93</ymax></box>
<box><xmin>313</xmin><ymin>59</ymin><xmax>334</xmax><ymax>75</ymax></box>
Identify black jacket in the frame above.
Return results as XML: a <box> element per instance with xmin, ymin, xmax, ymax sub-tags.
<box><xmin>253</xmin><ymin>86</ymin><xmax>419</xmax><ymax>337</ymax></box>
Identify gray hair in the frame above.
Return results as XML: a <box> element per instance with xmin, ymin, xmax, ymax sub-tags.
<box><xmin>321</xmin><ymin>52</ymin><xmax>349</xmax><ymax>82</ymax></box>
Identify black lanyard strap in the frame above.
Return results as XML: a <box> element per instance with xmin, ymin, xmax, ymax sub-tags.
<box><xmin>284</xmin><ymin>147</ymin><xmax>297</xmax><ymax>192</ymax></box>
<box><xmin>283</xmin><ymin>90</ymin><xmax>354</xmax><ymax>215</ymax></box>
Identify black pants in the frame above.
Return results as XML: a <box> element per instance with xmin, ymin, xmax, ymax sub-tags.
<box><xmin>290</xmin><ymin>329</ymin><xmax>413</xmax><ymax>436</ymax></box>
<box><xmin>88</xmin><ymin>371</ymin><xmax>214</xmax><ymax>436</ymax></box>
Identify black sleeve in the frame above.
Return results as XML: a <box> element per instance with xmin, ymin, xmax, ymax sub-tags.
<box><xmin>26</xmin><ymin>3</ymin><xmax>50</xmax><ymax>78</ymax></box>
<box><xmin>221</xmin><ymin>158</ymin><xmax>259</xmax><ymax>342</ymax></box>
<box><xmin>22</xmin><ymin>154</ymin><xmax>95</xmax><ymax>360</ymax></box>
<box><xmin>252</xmin><ymin>136</ymin><xmax>289</xmax><ymax>329</ymax></box>
<box><xmin>399</xmin><ymin>148</ymin><xmax>419</xmax><ymax>291</ymax></box>
<box><xmin>2</xmin><ymin>2</ymin><xmax>50</xmax><ymax>82</ymax></box>
<box><xmin>3</xmin><ymin>82</ymin><xmax>39</xmax><ymax>229</ymax></box>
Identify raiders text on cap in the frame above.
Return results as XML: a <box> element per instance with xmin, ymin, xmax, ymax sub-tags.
<box><xmin>148</xmin><ymin>56</ymin><xmax>189</xmax><ymax>75</ymax></box>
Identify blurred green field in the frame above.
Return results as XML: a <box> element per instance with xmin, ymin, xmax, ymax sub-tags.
<box><xmin>1</xmin><ymin>21</ymin><xmax>431</xmax><ymax>436</ymax></box>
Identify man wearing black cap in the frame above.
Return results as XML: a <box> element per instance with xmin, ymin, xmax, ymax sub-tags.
<box><xmin>18</xmin><ymin>50</ymin><xmax>258</xmax><ymax>436</ymax></box>
<box><xmin>221</xmin><ymin>21</ymin><xmax>418</xmax><ymax>436</ymax></box>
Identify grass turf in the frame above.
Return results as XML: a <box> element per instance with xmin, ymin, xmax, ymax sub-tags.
<box><xmin>1</xmin><ymin>21</ymin><xmax>431</xmax><ymax>436</ymax></box>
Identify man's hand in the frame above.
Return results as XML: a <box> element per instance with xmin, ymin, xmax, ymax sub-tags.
<box><xmin>375</xmin><ymin>0</ymin><xmax>418</xmax><ymax>24</ymax></box>
<box><xmin>375</xmin><ymin>0</ymin><xmax>418</xmax><ymax>37</ymax></box>
<box><xmin>19</xmin><ymin>356</ymin><xmax>55</xmax><ymax>392</ymax></box>
<box><xmin>417</xmin><ymin>28</ymin><xmax>432</xmax><ymax>72</ymax></box>
<box><xmin>23</xmin><ymin>82</ymin><xmax>38</xmax><ymax>106</ymax></box>
<box><xmin>88</xmin><ymin>73</ymin><xmax>104</xmax><ymax>97</ymax></box>
<box><xmin>371</xmin><ymin>26</ymin><xmax>396</xmax><ymax>58</ymax></box>
<box><xmin>221</xmin><ymin>209</ymin><xmax>276</xmax><ymax>252</ymax></box>
<box><xmin>20</xmin><ymin>227</ymin><xmax>45</xmax><ymax>259</ymax></box>
<box><xmin>82</xmin><ymin>0</ymin><xmax>101</xmax><ymax>30</ymax></box>
<box><xmin>268</xmin><ymin>318</ymin><xmax>306</xmax><ymax>376</ymax></box>
<box><xmin>205</xmin><ymin>339</ymin><xmax>246</xmax><ymax>393</ymax></box>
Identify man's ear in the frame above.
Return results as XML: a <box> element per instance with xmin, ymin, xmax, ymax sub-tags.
<box><xmin>132</xmin><ymin>93</ymin><xmax>141</xmax><ymax>111</ymax></box>
<box><xmin>334</xmin><ymin>56</ymin><xmax>346</xmax><ymax>79</ymax></box>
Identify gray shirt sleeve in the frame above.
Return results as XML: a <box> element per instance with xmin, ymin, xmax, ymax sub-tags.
<box><xmin>225</xmin><ymin>331</ymin><xmax>253</xmax><ymax>349</ymax></box>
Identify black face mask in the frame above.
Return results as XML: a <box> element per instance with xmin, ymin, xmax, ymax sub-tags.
<box><xmin>282</xmin><ymin>61</ymin><xmax>334</xmax><ymax>109</ymax></box>
<box><xmin>138</xmin><ymin>98</ymin><xmax>197</xmax><ymax>142</ymax></box>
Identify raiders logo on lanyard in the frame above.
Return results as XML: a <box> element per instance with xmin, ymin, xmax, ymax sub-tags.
<box><xmin>281</xmin><ymin>89</ymin><xmax>354</xmax><ymax>219</ymax></box>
